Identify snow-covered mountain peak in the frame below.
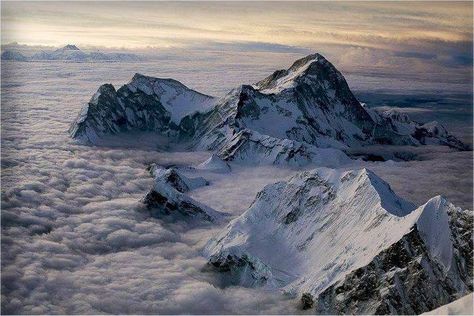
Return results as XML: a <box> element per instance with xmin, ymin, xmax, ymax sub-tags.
<box><xmin>70</xmin><ymin>53</ymin><xmax>467</xmax><ymax>151</ymax></box>
<box><xmin>151</xmin><ymin>166</ymin><xmax>208</xmax><ymax>193</ymax></box>
<box><xmin>281</xmin><ymin>167</ymin><xmax>414</xmax><ymax>217</ymax></box>
<box><xmin>143</xmin><ymin>174</ymin><xmax>223</xmax><ymax>223</ymax></box>
<box><xmin>69</xmin><ymin>74</ymin><xmax>217</xmax><ymax>143</ymax></box>
<box><xmin>255</xmin><ymin>53</ymin><xmax>347</xmax><ymax>96</ymax></box>
<box><xmin>205</xmin><ymin>167</ymin><xmax>417</xmax><ymax>291</ymax></box>
<box><xmin>206</xmin><ymin>168</ymin><xmax>472</xmax><ymax>313</ymax></box>
<box><xmin>57</xmin><ymin>44</ymin><xmax>81</xmax><ymax>51</ymax></box>
<box><xmin>125</xmin><ymin>73</ymin><xmax>216</xmax><ymax>121</ymax></box>
<box><xmin>254</xmin><ymin>53</ymin><xmax>325</xmax><ymax>92</ymax></box>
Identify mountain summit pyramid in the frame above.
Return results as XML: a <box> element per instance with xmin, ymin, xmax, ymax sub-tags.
<box><xmin>70</xmin><ymin>53</ymin><xmax>467</xmax><ymax>158</ymax></box>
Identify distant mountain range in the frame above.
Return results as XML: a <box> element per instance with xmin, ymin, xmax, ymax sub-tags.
<box><xmin>1</xmin><ymin>44</ymin><xmax>141</xmax><ymax>62</ymax></box>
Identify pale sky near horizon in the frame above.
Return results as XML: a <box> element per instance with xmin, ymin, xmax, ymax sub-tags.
<box><xmin>1</xmin><ymin>1</ymin><xmax>473</xmax><ymax>78</ymax></box>
<box><xmin>2</xmin><ymin>1</ymin><xmax>472</xmax><ymax>48</ymax></box>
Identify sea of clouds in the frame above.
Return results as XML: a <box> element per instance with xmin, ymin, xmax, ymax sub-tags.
<box><xmin>1</xmin><ymin>56</ymin><xmax>472</xmax><ymax>314</ymax></box>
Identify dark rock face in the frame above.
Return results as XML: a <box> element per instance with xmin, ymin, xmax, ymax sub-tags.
<box><xmin>207</xmin><ymin>253</ymin><xmax>270</xmax><ymax>287</ymax></box>
<box><xmin>162</xmin><ymin>170</ymin><xmax>189</xmax><ymax>193</ymax></box>
<box><xmin>69</xmin><ymin>81</ymin><xmax>173</xmax><ymax>142</ymax></box>
<box><xmin>315</xmin><ymin>222</ymin><xmax>473</xmax><ymax>315</ymax></box>
<box><xmin>446</xmin><ymin>207</ymin><xmax>473</xmax><ymax>287</ymax></box>
<box><xmin>301</xmin><ymin>293</ymin><xmax>315</xmax><ymax>310</ymax></box>
<box><xmin>142</xmin><ymin>189</ymin><xmax>213</xmax><ymax>222</ymax></box>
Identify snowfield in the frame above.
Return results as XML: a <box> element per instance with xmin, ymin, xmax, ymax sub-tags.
<box><xmin>1</xmin><ymin>58</ymin><xmax>472</xmax><ymax>314</ymax></box>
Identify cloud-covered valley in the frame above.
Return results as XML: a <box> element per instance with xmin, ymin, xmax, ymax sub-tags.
<box><xmin>1</xmin><ymin>56</ymin><xmax>472</xmax><ymax>314</ymax></box>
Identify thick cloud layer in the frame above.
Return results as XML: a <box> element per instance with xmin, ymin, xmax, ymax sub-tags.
<box><xmin>1</xmin><ymin>59</ymin><xmax>472</xmax><ymax>314</ymax></box>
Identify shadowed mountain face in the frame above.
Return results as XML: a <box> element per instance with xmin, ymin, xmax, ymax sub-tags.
<box><xmin>69</xmin><ymin>73</ymin><xmax>215</xmax><ymax>144</ymax></box>
<box><xmin>69</xmin><ymin>53</ymin><xmax>467</xmax><ymax>161</ymax></box>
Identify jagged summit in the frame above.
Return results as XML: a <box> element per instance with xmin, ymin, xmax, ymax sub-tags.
<box><xmin>69</xmin><ymin>73</ymin><xmax>215</xmax><ymax>143</ymax></box>
<box><xmin>70</xmin><ymin>53</ymin><xmax>467</xmax><ymax>154</ymax></box>
<box><xmin>254</xmin><ymin>53</ymin><xmax>350</xmax><ymax>95</ymax></box>
<box><xmin>205</xmin><ymin>168</ymin><xmax>473</xmax><ymax>313</ymax></box>
<box><xmin>142</xmin><ymin>171</ymin><xmax>222</xmax><ymax>223</ymax></box>
<box><xmin>255</xmin><ymin>53</ymin><xmax>326</xmax><ymax>91</ymax></box>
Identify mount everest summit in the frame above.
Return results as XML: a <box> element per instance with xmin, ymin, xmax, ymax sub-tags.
<box><xmin>70</xmin><ymin>53</ymin><xmax>467</xmax><ymax>158</ymax></box>
<box><xmin>67</xmin><ymin>53</ymin><xmax>472</xmax><ymax>314</ymax></box>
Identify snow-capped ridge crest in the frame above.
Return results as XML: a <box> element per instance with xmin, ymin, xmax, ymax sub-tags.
<box><xmin>128</xmin><ymin>73</ymin><xmax>194</xmax><ymax>92</ymax></box>
<box><xmin>288</xmin><ymin>53</ymin><xmax>325</xmax><ymax>71</ymax></box>
<box><xmin>286</xmin><ymin>167</ymin><xmax>414</xmax><ymax>217</ymax></box>
<box><xmin>127</xmin><ymin>73</ymin><xmax>215</xmax><ymax>103</ymax></box>
<box><xmin>70</xmin><ymin>52</ymin><xmax>468</xmax><ymax>152</ymax></box>
<box><xmin>255</xmin><ymin>52</ymin><xmax>345</xmax><ymax>94</ymax></box>
<box><xmin>412</xmin><ymin>195</ymin><xmax>455</xmax><ymax>271</ymax></box>
<box><xmin>206</xmin><ymin>168</ymin><xmax>472</xmax><ymax>314</ymax></box>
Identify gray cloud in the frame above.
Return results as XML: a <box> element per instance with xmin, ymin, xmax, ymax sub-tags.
<box><xmin>393</xmin><ymin>51</ymin><xmax>437</xmax><ymax>60</ymax></box>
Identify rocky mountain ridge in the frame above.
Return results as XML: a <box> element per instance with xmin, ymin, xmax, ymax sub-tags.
<box><xmin>69</xmin><ymin>53</ymin><xmax>468</xmax><ymax>161</ymax></box>
<box><xmin>204</xmin><ymin>168</ymin><xmax>473</xmax><ymax>314</ymax></box>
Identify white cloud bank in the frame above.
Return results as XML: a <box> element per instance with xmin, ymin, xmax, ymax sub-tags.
<box><xmin>1</xmin><ymin>56</ymin><xmax>472</xmax><ymax>314</ymax></box>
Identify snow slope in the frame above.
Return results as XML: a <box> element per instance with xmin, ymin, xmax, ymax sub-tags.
<box><xmin>218</xmin><ymin>129</ymin><xmax>350</xmax><ymax>167</ymax></box>
<box><xmin>69</xmin><ymin>73</ymin><xmax>215</xmax><ymax>143</ymax></box>
<box><xmin>205</xmin><ymin>168</ymin><xmax>473</xmax><ymax>313</ymax></box>
<box><xmin>196</xmin><ymin>154</ymin><xmax>231</xmax><ymax>172</ymax></box>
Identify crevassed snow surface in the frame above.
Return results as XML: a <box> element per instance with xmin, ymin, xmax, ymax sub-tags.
<box><xmin>1</xmin><ymin>60</ymin><xmax>472</xmax><ymax>314</ymax></box>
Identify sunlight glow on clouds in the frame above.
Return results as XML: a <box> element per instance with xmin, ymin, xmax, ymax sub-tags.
<box><xmin>2</xmin><ymin>1</ymin><xmax>472</xmax><ymax>80</ymax></box>
<box><xmin>2</xmin><ymin>1</ymin><xmax>472</xmax><ymax>49</ymax></box>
